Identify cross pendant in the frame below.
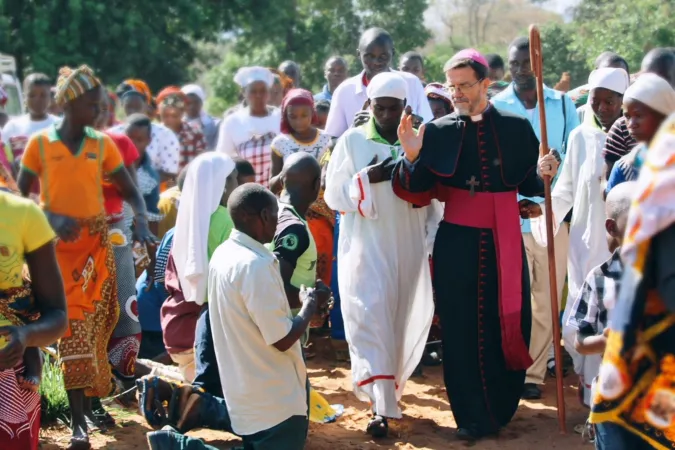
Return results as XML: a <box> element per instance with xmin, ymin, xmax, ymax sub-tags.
<box><xmin>466</xmin><ymin>175</ymin><xmax>480</xmax><ymax>197</ymax></box>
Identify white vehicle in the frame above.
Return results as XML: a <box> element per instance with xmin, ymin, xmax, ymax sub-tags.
<box><xmin>0</xmin><ymin>53</ymin><xmax>24</xmax><ymax>117</ymax></box>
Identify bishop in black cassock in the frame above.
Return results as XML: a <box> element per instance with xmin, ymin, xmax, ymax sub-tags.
<box><xmin>393</xmin><ymin>49</ymin><xmax>559</xmax><ymax>440</ymax></box>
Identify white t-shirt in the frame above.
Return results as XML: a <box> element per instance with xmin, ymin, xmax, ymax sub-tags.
<box><xmin>2</xmin><ymin>114</ymin><xmax>60</xmax><ymax>163</ymax></box>
<box><xmin>324</xmin><ymin>69</ymin><xmax>434</xmax><ymax>139</ymax></box>
<box><xmin>271</xmin><ymin>131</ymin><xmax>331</xmax><ymax>161</ymax></box>
<box><xmin>109</xmin><ymin>122</ymin><xmax>180</xmax><ymax>175</ymax></box>
<box><xmin>526</xmin><ymin>107</ymin><xmax>536</xmax><ymax>121</ymax></box>
<box><xmin>215</xmin><ymin>107</ymin><xmax>281</xmax><ymax>186</ymax></box>
<box><xmin>215</xmin><ymin>107</ymin><xmax>281</xmax><ymax>155</ymax></box>
<box><xmin>208</xmin><ymin>230</ymin><xmax>307</xmax><ymax>436</ymax></box>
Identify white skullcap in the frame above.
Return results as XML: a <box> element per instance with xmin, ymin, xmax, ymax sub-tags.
<box><xmin>624</xmin><ymin>73</ymin><xmax>675</xmax><ymax>116</ymax></box>
<box><xmin>233</xmin><ymin>66</ymin><xmax>274</xmax><ymax>88</ymax></box>
<box><xmin>588</xmin><ymin>67</ymin><xmax>630</xmax><ymax>95</ymax></box>
<box><xmin>182</xmin><ymin>84</ymin><xmax>206</xmax><ymax>102</ymax></box>
<box><xmin>367</xmin><ymin>72</ymin><xmax>407</xmax><ymax>100</ymax></box>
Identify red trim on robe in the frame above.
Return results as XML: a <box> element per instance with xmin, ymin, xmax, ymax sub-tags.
<box><xmin>357</xmin><ymin>375</ymin><xmax>399</xmax><ymax>390</ymax></box>
<box><xmin>357</xmin><ymin>175</ymin><xmax>366</xmax><ymax>217</ymax></box>
<box><xmin>392</xmin><ymin>165</ymin><xmax>435</xmax><ymax>206</ymax></box>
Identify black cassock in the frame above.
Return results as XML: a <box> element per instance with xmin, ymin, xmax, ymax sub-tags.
<box><xmin>393</xmin><ymin>106</ymin><xmax>545</xmax><ymax>435</ymax></box>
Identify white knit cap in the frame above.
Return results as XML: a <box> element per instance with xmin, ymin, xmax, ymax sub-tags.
<box><xmin>181</xmin><ymin>84</ymin><xmax>206</xmax><ymax>102</ymax></box>
<box><xmin>367</xmin><ymin>72</ymin><xmax>407</xmax><ymax>100</ymax></box>
<box><xmin>624</xmin><ymin>73</ymin><xmax>675</xmax><ymax>116</ymax></box>
<box><xmin>233</xmin><ymin>66</ymin><xmax>274</xmax><ymax>88</ymax></box>
<box><xmin>588</xmin><ymin>67</ymin><xmax>630</xmax><ymax>95</ymax></box>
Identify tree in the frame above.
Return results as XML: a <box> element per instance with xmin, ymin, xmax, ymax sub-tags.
<box><xmin>0</xmin><ymin>0</ymin><xmax>242</xmax><ymax>91</ymax></box>
<box><xmin>539</xmin><ymin>23</ymin><xmax>589</xmax><ymax>89</ymax></box>
<box><xmin>569</xmin><ymin>0</ymin><xmax>675</xmax><ymax>75</ymax></box>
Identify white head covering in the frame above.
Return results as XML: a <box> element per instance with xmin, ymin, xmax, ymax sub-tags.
<box><xmin>173</xmin><ymin>152</ymin><xmax>236</xmax><ymax>305</ymax></box>
<box><xmin>181</xmin><ymin>84</ymin><xmax>206</xmax><ymax>102</ymax></box>
<box><xmin>624</xmin><ymin>73</ymin><xmax>675</xmax><ymax>116</ymax></box>
<box><xmin>367</xmin><ymin>72</ymin><xmax>407</xmax><ymax>100</ymax></box>
<box><xmin>588</xmin><ymin>67</ymin><xmax>630</xmax><ymax>95</ymax></box>
<box><xmin>233</xmin><ymin>66</ymin><xmax>275</xmax><ymax>88</ymax></box>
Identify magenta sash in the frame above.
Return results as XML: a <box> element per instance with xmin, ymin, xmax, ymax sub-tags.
<box><xmin>441</xmin><ymin>187</ymin><xmax>533</xmax><ymax>371</ymax></box>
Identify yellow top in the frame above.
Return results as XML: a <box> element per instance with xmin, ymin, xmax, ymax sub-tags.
<box><xmin>0</xmin><ymin>191</ymin><xmax>55</xmax><ymax>290</ymax></box>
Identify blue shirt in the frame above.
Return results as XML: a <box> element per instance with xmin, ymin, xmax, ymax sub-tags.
<box><xmin>314</xmin><ymin>84</ymin><xmax>333</xmax><ymax>102</ymax></box>
<box><xmin>492</xmin><ymin>83</ymin><xmax>580</xmax><ymax>233</ymax></box>
<box><xmin>605</xmin><ymin>144</ymin><xmax>647</xmax><ymax>195</ymax></box>
<box><xmin>137</xmin><ymin>228</ymin><xmax>174</xmax><ymax>332</ymax></box>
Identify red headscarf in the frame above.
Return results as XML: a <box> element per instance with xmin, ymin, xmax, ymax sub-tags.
<box><xmin>280</xmin><ymin>88</ymin><xmax>318</xmax><ymax>134</ymax></box>
<box><xmin>156</xmin><ymin>86</ymin><xmax>187</xmax><ymax>107</ymax></box>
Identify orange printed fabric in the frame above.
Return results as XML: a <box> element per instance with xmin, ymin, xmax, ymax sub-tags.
<box><xmin>20</xmin><ymin>126</ymin><xmax>124</xmax><ymax>218</ymax></box>
<box><xmin>56</xmin><ymin>215</ymin><xmax>119</xmax><ymax>396</ymax></box>
<box><xmin>55</xmin><ymin>216</ymin><xmax>118</xmax><ymax>332</ymax></box>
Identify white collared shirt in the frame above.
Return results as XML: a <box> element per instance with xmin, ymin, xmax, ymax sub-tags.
<box><xmin>324</xmin><ymin>69</ymin><xmax>434</xmax><ymax>138</ymax></box>
<box><xmin>208</xmin><ymin>229</ymin><xmax>307</xmax><ymax>436</ymax></box>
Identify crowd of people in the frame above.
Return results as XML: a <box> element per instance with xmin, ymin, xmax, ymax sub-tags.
<box><xmin>0</xmin><ymin>24</ymin><xmax>675</xmax><ymax>450</ymax></box>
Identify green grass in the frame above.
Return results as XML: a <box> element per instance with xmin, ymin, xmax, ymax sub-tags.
<box><xmin>39</xmin><ymin>357</ymin><xmax>70</xmax><ymax>425</ymax></box>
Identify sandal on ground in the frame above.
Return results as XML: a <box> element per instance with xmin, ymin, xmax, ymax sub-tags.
<box><xmin>167</xmin><ymin>384</ymin><xmax>204</xmax><ymax>429</ymax></box>
<box><xmin>66</xmin><ymin>436</ymin><xmax>91</xmax><ymax>450</ymax></box>
<box><xmin>366</xmin><ymin>415</ymin><xmax>388</xmax><ymax>438</ymax></box>
<box><xmin>137</xmin><ymin>376</ymin><xmax>173</xmax><ymax>429</ymax></box>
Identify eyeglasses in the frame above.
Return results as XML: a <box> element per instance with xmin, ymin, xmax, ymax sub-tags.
<box><xmin>446</xmin><ymin>79</ymin><xmax>484</xmax><ymax>93</ymax></box>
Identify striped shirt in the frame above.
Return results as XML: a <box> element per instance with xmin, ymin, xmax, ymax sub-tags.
<box><xmin>602</xmin><ymin>116</ymin><xmax>637</xmax><ymax>164</ymax></box>
<box><xmin>566</xmin><ymin>249</ymin><xmax>623</xmax><ymax>337</ymax></box>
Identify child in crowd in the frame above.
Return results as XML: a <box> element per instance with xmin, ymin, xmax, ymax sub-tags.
<box><xmin>269</xmin><ymin>89</ymin><xmax>334</xmax><ymax>287</ymax></box>
<box><xmin>233</xmin><ymin>156</ymin><xmax>256</xmax><ymax>185</ymax></box>
<box><xmin>566</xmin><ymin>182</ymin><xmax>634</xmax><ymax>413</ymax></box>
<box><xmin>424</xmin><ymin>83</ymin><xmax>453</xmax><ymax>119</ymax></box>
<box><xmin>315</xmin><ymin>99</ymin><xmax>331</xmax><ymax>130</ymax></box>
<box><xmin>2</xmin><ymin>73</ymin><xmax>60</xmax><ymax>174</ymax></box>
<box><xmin>269</xmin><ymin>88</ymin><xmax>331</xmax><ymax>193</ymax></box>
<box><xmin>606</xmin><ymin>74</ymin><xmax>675</xmax><ymax>193</ymax></box>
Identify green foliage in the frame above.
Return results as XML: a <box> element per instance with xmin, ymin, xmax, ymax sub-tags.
<box><xmin>569</xmin><ymin>0</ymin><xmax>674</xmax><ymax>75</ymax></box>
<box><xmin>0</xmin><ymin>0</ymin><xmax>228</xmax><ymax>91</ymax></box>
<box><xmin>540</xmin><ymin>23</ymin><xmax>589</xmax><ymax>88</ymax></box>
<box><xmin>39</xmin><ymin>357</ymin><xmax>69</xmax><ymax>425</ymax></box>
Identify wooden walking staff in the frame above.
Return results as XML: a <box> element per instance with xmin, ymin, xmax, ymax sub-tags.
<box><xmin>528</xmin><ymin>24</ymin><xmax>567</xmax><ymax>434</ymax></box>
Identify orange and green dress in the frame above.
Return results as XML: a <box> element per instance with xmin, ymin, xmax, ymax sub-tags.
<box><xmin>21</xmin><ymin>125</ymin><xmax>124</xmax><ymax>396</ymax></box>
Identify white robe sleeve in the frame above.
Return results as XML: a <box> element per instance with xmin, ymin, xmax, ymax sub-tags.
<box><xmin>530</xmin><ymin>136</ymin><xmax>577</xmax><ymax>246</ymax></box>
<box><xmin>413</xmin><ymin>79</ymin><xmax>434</xmax><ymax>124</ymax></box>
<box><xmin>215</xmin><ymin>116</ymin><xmax>237</xmax><ymax>156</ymax></box>
<box><xmin>324</xmin><ymin>86</ymin><xmax>349</xmax><ymax>138</ymax></box>
<box><xmin>324</xmin><ymin>133</ymin><xmax>377</xmax><ymax>219</ymax></box>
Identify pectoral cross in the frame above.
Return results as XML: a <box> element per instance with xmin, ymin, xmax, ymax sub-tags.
<box><xmin>466</xmin><ymin>176</ymin><xmax>480</xmax><ymax>197</ymax></box>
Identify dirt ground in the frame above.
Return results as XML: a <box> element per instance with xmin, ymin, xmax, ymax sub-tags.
<box><xmin>40</xmin><ymin>338</ymin><xmax>593</xmax><ymax>450</ymax></box>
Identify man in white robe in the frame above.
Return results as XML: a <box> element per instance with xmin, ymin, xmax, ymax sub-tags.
<box><xmin>529</xmin><ymin>67</ymin><xmax>629</xmax><ymax>405</ymax></box>
<box><xmin>325</xmin><ymin>72</ymin><xmax>438</xmax><ymax>437</ymax></box>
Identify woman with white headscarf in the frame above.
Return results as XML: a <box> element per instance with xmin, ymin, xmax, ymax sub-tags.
<box><xmin>528</xmin><ymin>67</ymin><xmax>630</xmax><ymax>407</ymax></box>
<box><xmin>215</xmin><ymin>66</ymin><xmax>281</xmax><ymax>187</ymax></box>
<box><xmin>158</xmin><ymin>152</ymin><xmax>238</xmax><ymax>386</ymax></box>
<box><xmin>182</xmin><ymin>84</ymin><xmax>220</xmax><ymax>151</ymax></box>
<box><xmin>606</xmin><ymin>73</ymin><xmax>675</xmax><ymax>193</ymax></box>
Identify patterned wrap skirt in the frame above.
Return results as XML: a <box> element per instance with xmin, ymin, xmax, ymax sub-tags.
<box><xmin>57</xmin><ymin>215</ymin><xmax>119</xmax><ymax>397</ymax></box>
<box><xmin>107</xmin><ymin>218</ymin><xmax>141</xmax><ymax>379</ymax></box>
<box><xmin>306</xmin><ymin>194</ymin><xmax>335</xmax><ymax>287</ymax></box>
<box><xmin>0</xmin><ymin>284</ymin><xmax>41</xmax><ymax>450</ymax></box>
